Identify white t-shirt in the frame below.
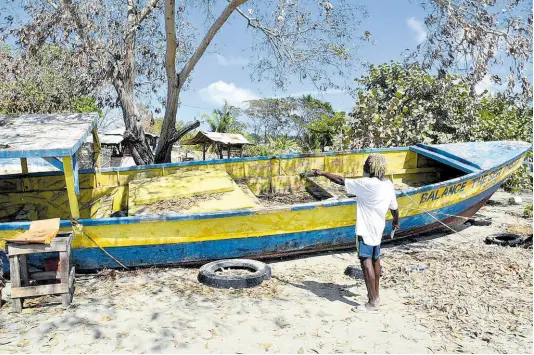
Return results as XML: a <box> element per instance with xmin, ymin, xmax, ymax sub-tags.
<box><xmin>345</xmin><ymin>177</ymin><xmax>398</xmax><ymax>246</ymax></box>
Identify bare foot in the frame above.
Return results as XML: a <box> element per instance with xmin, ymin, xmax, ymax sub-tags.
<box><xmin>352</xmin><ymin>302</ymin><xmax>379</xmax><ymax>313</ymax></box>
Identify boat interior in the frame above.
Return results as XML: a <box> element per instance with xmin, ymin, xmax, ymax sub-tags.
<box><xmin>0</xmin><ymin>149</ymin><xmax>467</xmax><ymax>222</ymax></box>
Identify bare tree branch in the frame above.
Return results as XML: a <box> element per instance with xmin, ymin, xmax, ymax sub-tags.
<box><xmin>178</xmin><ymin>0</ymin><xmax>247</xmax><ymax>89</ymax></box>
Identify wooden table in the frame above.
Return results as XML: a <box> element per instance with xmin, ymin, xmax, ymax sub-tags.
<box><xmin>6</xmin><ymin>232</ymin><xmax>75</xmax><ymax>313</ymax></box>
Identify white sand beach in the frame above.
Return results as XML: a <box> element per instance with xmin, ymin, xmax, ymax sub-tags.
<box><xmin>0</xmin><ymin>190</ymin><xmax>532</xmax><ymax>354</ymax></box>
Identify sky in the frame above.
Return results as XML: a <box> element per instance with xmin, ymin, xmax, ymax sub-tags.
<box><xmin>176</xmin><ymin>0</ymin><xmax>432</xmax><ymax>129</ymax></box>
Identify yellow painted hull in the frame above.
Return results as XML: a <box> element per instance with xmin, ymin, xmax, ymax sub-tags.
<box><xmin>0</xmin><ymin>142</ymin><xmax>530</xmax><ymax>270</ymax></box>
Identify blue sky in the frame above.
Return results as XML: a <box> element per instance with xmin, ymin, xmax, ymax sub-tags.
<box><xmin>176</xmin><ymin>0</ymin><xmax>431</xmax><ymax>129</ymax></box>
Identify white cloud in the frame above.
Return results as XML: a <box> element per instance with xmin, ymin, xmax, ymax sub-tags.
<box><xmin>475</xmin><ymin>75</ymin><xmax>503</xmax><ymax>95</ymax></box>
<box><xmin>407</xmin><ymin>17</ymin><xmax>427</xmax><ymax>44</ymax></box>
<box><xmin>288</xmin><ymin>88</ymin><xmax>347</xmax><ymax>97</ymax></box>
<box><xmin>215</xmin><ymin>54</ymin><xmax>249</xmax><ymax>66</ymax></box>
<box><xmin>199</xmin><ymin>81</ymin><xmax>259</xmax><ymax>108</ymax></box>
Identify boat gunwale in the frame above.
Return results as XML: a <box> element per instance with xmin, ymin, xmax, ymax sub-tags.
<box><xmin>0</xmin><ymin>149</ymin><xmax>528</xmax><ymax>231</ymax></box>
<box><xmin>0</xmin><ymin>146</ymin><xmax>410</xmax><ymax>180</ymax></box>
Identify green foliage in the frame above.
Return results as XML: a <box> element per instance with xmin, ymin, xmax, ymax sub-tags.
<box><xmin>203</xmin><ymin>102</ymin><xmax>246</xmax><ymax>134</ymax></box>
<box><xmin>245</xmin><ymin>136</ymin><xmax>299</xmax><ymax>156</ymax></box>
<box><xmin>344</xmin><ymin>62</ymin><xmax>532</xmax><ymax>191</ymax></box>
<box><xmin>0</xmin><ymin>46</ymin><xmax>100</xmax><ymax>115</ymax></box>
<box><xmin>345</xmin><ymin>62</ymin><xmax>476</xmax><ymax>149</ymax></box>
<box><xmin>302</xmin><ymin>111</ymin><xmax>346</xmax><ymax>152</ymax></box>
<box><xmin>471</xmin><ymin>95</ymin><xmax>533</xmax><ymax>193</ymax></box>
<box><xmin>245</xmin><ymin>94</ymin><xmax>345</xmax><ymax>153</ymax></box>
<box><xmin>523</xmin><ymin>204</ymin><xmax>533</xmax><ymax>219</ymax></box>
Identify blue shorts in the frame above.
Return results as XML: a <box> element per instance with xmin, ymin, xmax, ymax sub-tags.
<box><xmin>356</xmin><ymin>236</ymin><xmax>381</xmax><ymax>260</ymax></box>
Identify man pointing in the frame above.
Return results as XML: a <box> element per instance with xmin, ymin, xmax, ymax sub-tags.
<box><xmin>313</xmin><ymin>153</ymin><xmax>400</xmax><ymax>311</ymax></box>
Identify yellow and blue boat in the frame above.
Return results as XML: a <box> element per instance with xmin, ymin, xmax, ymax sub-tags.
<box><xmin>0</xmin><ymin>113</ymin><xmax>531</xmax><ymax>271</ymax></box>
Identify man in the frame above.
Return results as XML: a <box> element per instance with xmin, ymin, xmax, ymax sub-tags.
<box><xmin>313</xmin><ymin>153</ymin><xmax>399</xmax><ymax>311</ymax></box>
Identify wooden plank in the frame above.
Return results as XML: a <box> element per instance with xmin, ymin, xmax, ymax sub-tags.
<box><xmin>6</xmin><ymin>233</ymin><xmax>71</xmax><ymax>255</ymax></box>
<box><xmin>73</xmin><ymin>153</ymin><xmax>80</xmax><ymax>195</ymax></box>
<box><xmin>60</xmin><ymin>249</ymin><xmax>71</xmax><ymax>306</ymax></box>
<box><xmin>92</xmin><ymin>127</ymin><xmax>101</xmax><ymax>169</ymax></box>
<box><xmin>8</xmin><ymin>255</ymin><xmax>22</xmax><ymax>312</ymax></box>
<box><xmin>20</xmin><ymin>158</ymin><xmax>28</xmax><ymax>174</ymax></box>
<box><xmin>63</xmin><ymin>156</ymin><xmax>80</xmax><ymax>218</ymax></box>
<box><xmin>30</xmin><ymin>271</ymin><xmax>60</xmax><ymax>281</ymax></box>
<box><xmin>11</xmin><ymin>283</ymin><xmax>69</xmax><ymax>298</ymax></box>
<box><xmin>19</xmin><ymin>255</ymin><xmax>29</xmax><ymax>287</ymax></box>
<box><xmin>42</xmin><ymin>157</ymin><xmax>64</xmax><ymax>171</ymax></box>
<box><xmin>128</xmin><ymin>169</ymin><xmax>235</xmax><ymax>207</ymax></box>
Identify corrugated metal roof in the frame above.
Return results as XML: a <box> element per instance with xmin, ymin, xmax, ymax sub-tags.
<box><xmin>183</xmin><ymin>131</ymin><xmax>253</xmax><ymax>145</ymax></box>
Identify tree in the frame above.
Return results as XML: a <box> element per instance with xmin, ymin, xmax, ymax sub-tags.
<box><xmin>154</xmin><ymin>0</ymin><xmax>366</xmax><ymax>163</ymax></box>
<box><xmin>302</xmin><ymin>111</ymin><xmax>346</xmax><ymax>152</ymax></box>
<box><xmin>245</xmin><ymin>97</ymin><xmax>298</xmax><ymax>142</ymax></box>
<box><xmin>345</xmin><ymin>62</ymin><xmax>478</xmax><ymax>149</ymax></box>
<box><xmin>411</xmin><ymin>0</ymin><xmax>532</xmax><ymax>101</ymax></box>
<box><xmin>3</xmin><ymin>0</ymin><xmax>167</xmax><ymax>164</ymax></box>
<box><xmin>245</xmin><ymin>95</ymin><xmax>336</xmax><ymax>144</ymax></box>
<box><xmin>0</xmin><ymin>45</ymin><xmax>101</xmax><ymax>115</ymax></box>
<box><xmin>202</xmin><ymin>102</ymin><xmax>246</xmax><ymax>134</ymax></box>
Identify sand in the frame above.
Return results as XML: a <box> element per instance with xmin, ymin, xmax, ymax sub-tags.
<box><xmin>0</xmin><ymin>190</ymin><xmax>532</xmax><ymax>354</ymax></box>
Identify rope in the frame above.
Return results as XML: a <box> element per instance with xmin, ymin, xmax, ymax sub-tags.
<box><xmin>71</xmin><ymin>219</ymin><xmax>129</xmax><ymax>269</ymax></box>
<box><xmin>400</xmin><ymin>190</ymin><xmax>463</xmax><ymax>236</ymax></box>
<box><xmin>82</xmin><ymin>231</ymin><xmax>130</xmax><ymax>269</ymax></box>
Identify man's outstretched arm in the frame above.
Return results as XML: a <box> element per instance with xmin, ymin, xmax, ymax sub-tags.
<box><xmin>312</xmin><ymin>169</ymin><xmax>345</xmax><ymax>186</ymax></box>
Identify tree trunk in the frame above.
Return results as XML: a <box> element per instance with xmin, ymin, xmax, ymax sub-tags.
<box><xmin>114</xmin><ymin>2</ymin><xmax>155</xmax><ymax>165</ymax></box>
<box><xmin>154</xmin><ymin>0</ymin><xmax>246</xmax><ymax>163</ymax></box>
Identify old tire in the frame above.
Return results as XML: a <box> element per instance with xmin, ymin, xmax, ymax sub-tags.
<box><xmin>198</xmin><ymin>259</ymin><xmax>271</xmax><ymax>289</ymax></box>
<box><xmin>485</xmin><ymin>233</ymin><xmax>524</xmax><ymax>247</ymax></box>
<box><xmin>466</xmin><ymin>217</ymin><xmax>492</xmax><ymax>226</ymax></box>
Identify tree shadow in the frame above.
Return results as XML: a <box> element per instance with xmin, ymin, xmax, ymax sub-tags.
<box><xmin>274</xmin><ymin>276</ymin><xmax>361</xmax><ymax>307</ymax></box>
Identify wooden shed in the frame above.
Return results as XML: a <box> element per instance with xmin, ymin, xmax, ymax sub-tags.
<box><xmin>182</xmin><ymin>132</ymin><xmax>253</xmax><ymax>160</ymax></box>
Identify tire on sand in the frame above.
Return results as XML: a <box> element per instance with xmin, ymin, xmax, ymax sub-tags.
<box><xmin>485</xmin><ymin>233</ymin><xmax>524</xmax><ymax>247</ymax></box>
<box><xmin>198</xmin><ymin>259</ymin><xmax>272</xmax><ymax>289</ymax></box>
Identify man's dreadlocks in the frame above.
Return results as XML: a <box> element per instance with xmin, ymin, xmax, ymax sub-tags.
<box><xmin>363</xmin><ymin>153</ymin><xmax>387</xmax><ymax>179</ymax></box>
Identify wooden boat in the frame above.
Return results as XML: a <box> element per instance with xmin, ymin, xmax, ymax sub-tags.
<box><xmin>0</xmin><ymin>114</ymin><xmax>531</xmax><ymax>271</ymax></box>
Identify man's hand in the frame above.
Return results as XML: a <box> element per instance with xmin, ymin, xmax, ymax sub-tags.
<box><xmin>312</xmin><ymin>169</ymin><xmax>324</xmax><ymax>177</ymax></box>
<box><xmin>393</xmin><ymin>222</ymin><xmax>400</xmax><ymax>231</ymax></box>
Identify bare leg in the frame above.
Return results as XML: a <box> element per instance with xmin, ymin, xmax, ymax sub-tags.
<box><xmin>373</xmin><ymin>258</ymin><xmax>381</xmax><ymax>305</ymax></box>
<box><xmin>360</xmin><ymin>258</ymin><xmax>378</xmax><ymax>309</ymax></box>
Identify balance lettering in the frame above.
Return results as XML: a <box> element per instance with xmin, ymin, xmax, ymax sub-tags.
<box><xmin>420</xmin><ymin>182</ymin><xmax>467</xmax><ymax>204</ymax></box>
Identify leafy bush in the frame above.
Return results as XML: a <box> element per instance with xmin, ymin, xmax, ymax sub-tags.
<box><xmin>342</xmin><ymin>62</ymin><xmax>532</xmax><ymax>191</ymax></box>
<box><xmin>245</xmin><ymin>137</ymin><xmax>300</xmax><ymax>156</ymax></box>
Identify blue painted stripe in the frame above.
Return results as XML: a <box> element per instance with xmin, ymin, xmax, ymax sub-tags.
<box><xmin>0</xmin><ymin>182</ymin><xmax>501</xmax><ymax>272</ymax></box>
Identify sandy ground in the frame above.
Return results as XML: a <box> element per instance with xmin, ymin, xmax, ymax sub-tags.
<box><xmin>0</xmin><ymin>190</ymin><xmax>532</xmax><ymax>354</ymax></box>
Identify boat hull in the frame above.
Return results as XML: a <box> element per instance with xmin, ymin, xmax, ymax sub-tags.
<box><xmin>1</xmin><ymin>151</ymin><xmax>522</xmax><ymax>272</ymax></box>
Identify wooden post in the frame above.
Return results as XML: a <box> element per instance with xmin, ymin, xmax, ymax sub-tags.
<box><xmin>62</xmin><ymin>156</ymin><xmax>80</xmax><ymax>219</ymax></box>
<box><xmin>20</xmin><ymin>158</ymin><xmax>29</xmax><ymax>174</ymax></box>
<box><xmin>8</xmin><ymin>254</ymin><xmax>22</xmax><ymax>312</ymax></box>
<box><xmin>19</xmin><ymin>255</ymin><xmax>29</xmax><ymax>287</ymax></box>
<box><xmin>92</xmin><ymin>127</ymin><xmax>101</xmax><ymax>169</ymax></box>
<box><xmin>202</xmin><ymin>144</ymin><xmax>206</xmax><ymax>161</ymax></box>
<box><xmin>218</xmin><ymin>145</ymin><xmax>223</xmax><ymax>159</ymax></box>
<box><xmin>20</xmin><ymin>158</ymin><xmax>31</xmax><ymax>191</ymax></box>
<box><xmin>227</xmin><ymin>144</ymin><xmax>231</xmax><ymax>159</ymax></box>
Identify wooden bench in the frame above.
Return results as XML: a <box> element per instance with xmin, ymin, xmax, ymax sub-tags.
<box><xmin>6</xmin><ymin>232</ymin><xmax>75</xmax><ymax>313</ymax></box>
